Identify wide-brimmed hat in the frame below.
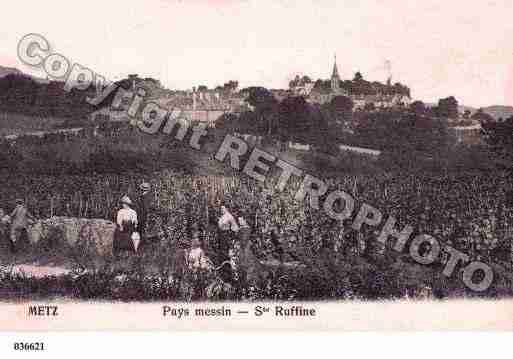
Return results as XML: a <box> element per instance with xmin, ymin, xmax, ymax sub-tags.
<box><xmin>139</xmin><ymin>182</ymin><xmax>151</xmax><ymax>191</ymax></box>
<box><xmin>120</xmin><ymin>195</ymin><xmax>133</xmax><ymax>206</ymax></box>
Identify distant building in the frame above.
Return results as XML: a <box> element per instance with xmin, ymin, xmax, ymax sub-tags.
<box><xmin>448</xmin><ymin>122</ymin><xmax>482</xmax><ymax>145</ymax></box>
<box><xmin>291</xmin><ymin>55</ymin><xmax>411</xmax><ymax>109</ymax></box>
<box><xmin>90</xmin><ymin>78</ymin><xmax>251</xmax><ymax>127</ymax></box>
<box><xmin>330</xmin><ymin>55</ymin><xmax>344</xmax><ymax>94</ymax></box>
<box><xmin>154</xmin><ymin>87</ymin><xmax>250</xmax><ymax>127</ymax></box>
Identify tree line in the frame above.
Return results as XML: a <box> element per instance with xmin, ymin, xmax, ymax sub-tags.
<box><xmin>215</xmin><ymin>87</ymin><xmax>513</xmax><ymax>171</ymax></box>
<box><xmin>0</xmin><ymin>74</ymin><xmax>95</xmax><ymax>119</ymax></box>
<box><xmin>290</xmin><ymin>72</ymin><xmax>411</xmax><ymax>97</ymax></box>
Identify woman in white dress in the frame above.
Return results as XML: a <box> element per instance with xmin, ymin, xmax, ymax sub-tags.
<box><xmin>113</xmin><ymin>195</ymin><xmax>139</xmax><ymax>256</ymax></box>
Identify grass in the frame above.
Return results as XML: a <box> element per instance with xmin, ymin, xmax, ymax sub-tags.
<box><xmin>0</xmin><ymin>112</ymin><xmax>69</xmax><ymax>136</ymax></box>
<box><xmin>1</xmin><ymin>229</ymin><xmax>512</xmax><ymax>302</ymax></box>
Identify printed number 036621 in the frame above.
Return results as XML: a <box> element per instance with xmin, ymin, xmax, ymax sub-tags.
<box><xmin>13</xmin><ymin>342</ymin><xmax>45</xmax><ymax>351</ymax></box>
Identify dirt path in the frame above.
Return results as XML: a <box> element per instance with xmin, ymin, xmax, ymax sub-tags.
<box><xmin>1</xmin><ymin>263</ymin><xmax>72</xmax><ymax>278</ymax></box>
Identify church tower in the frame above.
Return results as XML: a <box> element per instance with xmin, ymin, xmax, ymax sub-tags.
<box><xmin>331</xmin><ymin>54</ymin><xmax>341</xmax><ymax>93</ymax></box>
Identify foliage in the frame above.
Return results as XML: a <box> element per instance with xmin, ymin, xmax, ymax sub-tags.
<box><xmin>0</xmin><ymin>74</ymin><xmax>95</xmax><ymax>119</ymax></box>
<box><xmin>409</xmin><ymin>100</ymin><xmax>427</xmax><ymax>116</ymax></box>
<box><xmin>436</xmin><ymin>96</ymin><xmax>459</xmax><ymax>119</ymax></box>
<box><xmin>312</xmin><ymin>72</ymin><xmax>411</xmax><ymax>97</ymax></box>
<box><xmin>289</xmin><ymin>75</ymin><xmax>312</xmax><ymax>88</ymax></box>
<box><xmin>0</xmin><ymin>125</ymin><xmax>196</xmax><ymax>176</ymax></box>
<box><xmin>322</xmin><ymin>95</ymin><xmax>354</xmax><ymax>123</ymax></box>
<box><xmin>472</xmin><ymin>108</ymin><xmax>495</xmax><ymax>123</ymax></box>
<box><xmin>481</xmin><ymin>116</ymin><xmax>513</xmax><ymax>168</ymax></box>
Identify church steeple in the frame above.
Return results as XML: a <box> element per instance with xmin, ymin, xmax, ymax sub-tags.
<box><xmin>331</xmin><ymin>54</ymin><xmax>340</xmax><ymax>92</ymax></box>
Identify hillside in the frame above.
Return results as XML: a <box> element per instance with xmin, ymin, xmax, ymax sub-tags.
<box><xmin>0</xmin><ymin>65</ymin><xmax>21</xmax><ymax>78</ymax></box>
<box><xmin>456</xmin><ymin>105</ymin><xmax>513</xmax><ymax>120</ymax></box>
<box><xmin>427</xmin><ymin>102</ymin><xmax>513</xmax><ymax>120</ymax></box>
<box><xmin>482</xmin><ymin>105</ymin><xmax>513</xmax><ymax>120</ymax></box>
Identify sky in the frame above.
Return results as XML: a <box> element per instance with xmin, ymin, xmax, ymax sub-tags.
<box><xmin>1</xmin><ymin>0</ymin><xmax>513</xmax><ymax>107</ymax></box>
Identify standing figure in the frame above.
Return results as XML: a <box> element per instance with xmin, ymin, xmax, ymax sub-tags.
<box><xmin>113</xmin><ymin>196</ymin><xmax>139</xmax><ymax>256</ymax></box>
<box><xmin>232</xmin><ymin>213</ymin><xmax>262</xmax><ymax>288</ymax></box>
<box><xmin>136</xmin><ymin>182</ymin><xmax>152</xmax><ymax>239</ymax></box>
<box><xmin>0</xmin><ymin>208</ymin><xmax>12</xmax><ymax>252</ymax></box>
<box><xmin>270</xmin><ymin>226</ymin><xmax>284</xmax><ymax>262</ymax></box>
<box><xmin>216</xmin><ymin>204</ymin><xmax>239</xmax><ymax>282</ymax></box>
<box><xmin>10</xmin><ymin>199</ymin><xmax>36</xmax><ymax>253</ymax></box>
<box><xmin>185</xmin><ymin>231</ymin><xmax>213</xmax><ymax>271</ymax></box>
<box><xmin>183</xmin><ymin>231</ymin><xmax>215</xmax><ymax>300</ymax></box>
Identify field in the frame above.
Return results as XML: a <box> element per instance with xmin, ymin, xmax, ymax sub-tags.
<box><xmin>0</xmin><ymin>112</ymin><xmax>69</xmax><ymax>137</ymax></box>
<box><xmin>1</xmin><ymin>168</ymin><xmax>513</xmax><ymax>301</ymax></box>
<box><xmin>1</xmin><ymin>123</ymin><xmax>513</xmax><ymax>301</ymax></box>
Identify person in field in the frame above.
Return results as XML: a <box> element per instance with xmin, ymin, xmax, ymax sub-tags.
<box><xmin>269</xmin><ymin>226</ymin><xmax>285</xmax><ymax>262</ymax></box>
<box><xmin>216</xmin><ymin>203</ymin><xmax>239</xmax><ymax>281</ymax></box>
<box><xmin>9</xmin><ymin>199</ymin><xmax>36</xmax><ymax>252</ymax></box>
<box><xmin>185</xmin><ymin>231</ymin><xmax>213</xmax><ymax>271</ymax></box>
<box><xmin>218</xmin><ymin>204</ymin><xmax>239</xmax><ymax>248</ymax></box>
<box><xmin>136</xmin><ymin>182</ymin><xmax>152</xmax><ymax>238</ymax></box>
<box><xmin>0</xmin><ymin>208</ymin><xmax>12</xmax><ymax>252</ymax></box>
<box><xmin>113</xmin><ymin>195</ymin><xmax>139</xmax><ymax>256</ymax></box>
<box><xmin>229</xmin><ymin>210</ymin><xmax>259</xmax><ymax>287</ymax></box>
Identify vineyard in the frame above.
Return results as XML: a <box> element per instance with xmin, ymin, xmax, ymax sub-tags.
<box><xmin>0</xmin><ymin>120</ymin><xmax>513</xmax><ymax>301</ymax></box>
<box><xmin>1</xmin><ymin>162</ymin><xmax>513</xmax><ymax>300</ymax></box>
<box><xmin>0</xmin><ymin>112</ymin><xmax>68</xmax><ymax>137</ymax></box>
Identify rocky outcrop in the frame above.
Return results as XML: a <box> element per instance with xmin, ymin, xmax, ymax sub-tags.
<box><xmin>28</xmin><ymin>216</ymin><xmax>116</xmax><ymax>256</ymax></box>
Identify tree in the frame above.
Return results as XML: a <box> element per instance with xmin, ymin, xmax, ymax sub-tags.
<box><xmin>393</xmin><ymin>83</ymin><xmax>411</xmax><ymax>97</ymax></box>
<box><xmin>244</xmin><ymin>87</ymin><xmax>278</xmax><ymax>135</ymax></box>
<box><xmin>236</xmin><ymin>111</ymin><xmax>262</xmax><ymax>134</ymax></box>
<box><xmin>143</xmin><ymin>77</ymin><xmax>161</xmax><ymax>87</ymax></box>
<box><xmin>290</xmin><ymin>75</ymin><xmax>312</xmax><ymax>89</ymax></box>
<box><xmin>215</xmin><ymin>113</ymin><xmax>237</xmax><ymax>131</ymax></box>
<box><xmin>313</xmin><ymin>79</ymin><xmax>331</xmax><ymax>91</ymax></box>
<box><xmin>289</xmin><ymin>75</ymin><xmax>301</xmax><ymax>88</ymax></box>
<box><xmin>0</xmin><ymin>74</ymin><xmax>95</xmax><ymax>118</ymax></box>
<box><xmin>353</xmin><ymin>72</ymin><xmax>364</xmax><ymax>82</ymax></box>
<box><xmin>223</xmin><ymin>80</ymin><xmax>238</xmax><ymax>92</ymax></box>
<box><xmin>277</xmin><ymin>96</ymin><xmax>312</xmax><ymax>139</ymax></box>
<box><xmin>325</xmin><ymin>96</ymin><xmax>354</xmax><ymax>122</ymax></box>
<box><xmin>437</xmin><ymin>96</ymin><xmax>459</xmax><ymax>119</ymax></box>
<box><xmin>481</xmin><ymin>116</ymin><xmax>513</xmax><ymax>168</ymax></box>
<box><xmin>410</xmin><ymin>101</ymin><xmax>426</xmax><ymax>116</ymax></box>
<box><xmin>355</xmin><ymin>112</ymin><xmax>449</xmax><ymax>154</ymax></box>
<box><xmin>301</xmin><ymin>75</ymin><xmax>312</xmax><ymax>84</ymax></box>
<box><xmin>364</xmin><ymin>102</ymin><xmax>376</xmax><ymax>112</ymax></box>
<box><xmin>245</xmin><ymin>87</ymin><xmax>275</xmax><ymax>108</ymax></box>
<box><xmin>471</xmin><ymin>108</ymin><xmax>494</xmax><ymax>123</ymax></box>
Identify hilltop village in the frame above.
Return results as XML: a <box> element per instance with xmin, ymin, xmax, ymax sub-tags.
<box><xmin>90</xmin><ymin>56</ymin><xmax>412</xmax><ymax>127</ymax></box>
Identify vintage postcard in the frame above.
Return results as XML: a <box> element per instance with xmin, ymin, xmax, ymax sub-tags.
<box><xmin>1</xmin><ymin>0</ymin><xmax>513</xmax><ymax>336</ymax></box>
